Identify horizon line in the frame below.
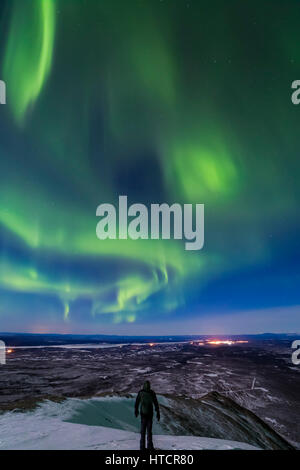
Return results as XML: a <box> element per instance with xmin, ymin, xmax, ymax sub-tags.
<box><xmin>0</xmin><ymin>331</ymin><xmax>299</xmax><ymax>337</ymax></box>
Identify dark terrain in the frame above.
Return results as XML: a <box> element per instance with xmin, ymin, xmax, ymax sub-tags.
<box><xmin>0</xmin><ymin>336</ymin><xmax>299</xmax><ymax>448</ymax></box>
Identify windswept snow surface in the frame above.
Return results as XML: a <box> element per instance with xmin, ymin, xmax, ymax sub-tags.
<box><xmin>0</xmin><ymin>399</ymin><xmax>258</xmax><ymax>450</ymax></box>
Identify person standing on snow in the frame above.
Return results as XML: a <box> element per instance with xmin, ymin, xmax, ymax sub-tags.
<box><xmin>135</xmin><ymin>380</ymin><xmax>160</xmax><ymax>451</ymax></box>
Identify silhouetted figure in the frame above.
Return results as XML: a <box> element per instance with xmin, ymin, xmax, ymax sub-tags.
<box><xmin>135</xmin><ymin>380</ymin><xmax>160</xmax><ymax>451</ymax></box>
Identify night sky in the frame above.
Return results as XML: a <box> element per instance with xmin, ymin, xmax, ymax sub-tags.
<box><xmin>0</xmin><ymin>0</ymin><xmax>299</xmax><ymax>334</ymax></box>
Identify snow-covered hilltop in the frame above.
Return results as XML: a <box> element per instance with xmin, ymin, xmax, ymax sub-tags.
<box><xmin>0</xmin><ymin>393</ymin><xmax>293</xmax><ymax>450</ymax></box>
<box><xmin>0</xmin><ymin>403</ymin><xmax>258</xmax><ymax>450</ymax></box>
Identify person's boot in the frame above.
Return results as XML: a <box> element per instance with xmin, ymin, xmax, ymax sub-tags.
<box><xmin>140</xmin><ymin>438</ymin><xmax>146</xmax><ymax>451</ymax></box>
<box><xmin>147</xmin><ymin>438</ymin><xmax>155</xmax><ymax>451</ymax></box>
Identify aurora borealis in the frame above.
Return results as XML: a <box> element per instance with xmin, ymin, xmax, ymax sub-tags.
<box><xmin>0</xmin><ymin>0</ymin><xmax>299</xmax><ymax>334</ymax></box>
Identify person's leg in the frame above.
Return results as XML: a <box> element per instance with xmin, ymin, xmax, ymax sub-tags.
<box><xmin>146</xmin><ymin>416</ymin><xmax>154</xmax><ymax>450</ymax></box>
<box><xmin>140</xmin><ymin>415</ymin><xmax>146</xmax><ymax>451</ymax></box>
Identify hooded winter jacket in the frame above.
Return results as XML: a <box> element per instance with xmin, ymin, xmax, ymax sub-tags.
<box><xmin>135</xmin><ymin>381</ymin><xmax>160</xmax><ymax>419</ymax></box>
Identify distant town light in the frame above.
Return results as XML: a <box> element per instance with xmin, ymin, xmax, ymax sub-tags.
<box><xmin>206</xmin><ymin>340</ymin><xmax>249</xmax><ymax>346</ymax></box>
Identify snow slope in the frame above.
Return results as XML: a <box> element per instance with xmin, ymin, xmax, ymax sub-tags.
<box><xmin>0</xmin><ymin>399</ymin><xmax>258</xmax><ymax>450</ymax></box>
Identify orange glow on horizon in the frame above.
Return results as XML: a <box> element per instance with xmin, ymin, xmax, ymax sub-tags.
<box><xmin>206</xmin><ymin>340</ymin><xmax>249</xmax><ymax>346</ymax></box>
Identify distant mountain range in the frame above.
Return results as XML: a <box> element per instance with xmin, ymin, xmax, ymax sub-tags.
<box><xmin>0</xmin><ymin>332</ymin><xmax>299</xmax><ymax>346</ymax></box>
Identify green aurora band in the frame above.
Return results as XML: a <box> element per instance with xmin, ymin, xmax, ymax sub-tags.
<box><xmin>0</xmin><ymin>0</ymin><xmax>299</xmax><ymax>330</ymax></box>
<box><xmin>3</xmin><ymin>0</ymin><xmax>56</xmax><ymax>124</ymax></box>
